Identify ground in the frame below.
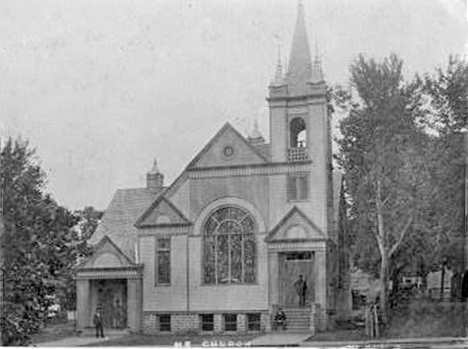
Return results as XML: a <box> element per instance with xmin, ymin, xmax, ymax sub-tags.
<box><xmin>83</xmin><ymin>333</ymin><xmax>259</xmax><ymax>347</ymax></box>
<box><xmin>32</xmin><ymin>299</ymin><xmax>467</xmax><ymax>346</ymax></box>
<box><xmin>30</xmin><ymin>319</ymin><xmax>77</xmax><ymax>344</ymax></box>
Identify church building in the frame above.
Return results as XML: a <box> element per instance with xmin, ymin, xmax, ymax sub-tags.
<box><xmin>75</xmin><ymin>2</ymin><xmax>350</xmax><ymax>334</ymax></box>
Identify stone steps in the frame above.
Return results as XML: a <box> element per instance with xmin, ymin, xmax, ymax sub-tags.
<box><xmin>277</xmin><ymin>307</ymin><xmax>311</xmax><ymax>332</ymax></box>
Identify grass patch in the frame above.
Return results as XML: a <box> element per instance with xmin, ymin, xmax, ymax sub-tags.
<box><xmin>84</xmin><ymin>333</ymin><xmax>259</xmax><ymax>347</ymax></box>
<box><xmin>30</xmin><ymin>321</ymin><xmax>78</xmax><ymax>344</ymax></box>
<box><xmin>309</xmin><ymin>329</ymin><xmax>366</xmax><ymax>342</ymax></box>
<box><xmin>385</xmin><ymin>300</ymin><xmax>467</xmax><ymax>339</ymax></box>
<box><xmin>308</xmin><ymin>300</ymin><xmax>467</xmax><ymax>342</ymax></box>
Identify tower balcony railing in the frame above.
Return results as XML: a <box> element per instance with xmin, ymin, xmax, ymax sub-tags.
<box><xmin>287</xmin><ymin>147</ymin><xmax>309</xmax><ymax>162</ymax></box>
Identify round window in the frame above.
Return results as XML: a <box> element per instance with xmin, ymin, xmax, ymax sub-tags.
<box><xmin>223</xmin><ymin>146</ymin><xmax>235</xmax><ymax>159</ymax></box>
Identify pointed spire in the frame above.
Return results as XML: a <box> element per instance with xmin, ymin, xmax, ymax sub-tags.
<box><xmin>286</xmin><ymin>0</ymin><xmax>312</xmax><ymax>95</ymax></box>
<box><xmin>148</xmin><ymin>158</ymin><xmax>160</xmax><ymax>174</ymax></box>
<box><xmin>248</xmin><ymin>117</ymin><xmax>265</xmax><ymax>145</ymax></box>
<box><xmin>271</xmin><ymin>35</ymin><xmax>284</xmax><ymax>86</ymax></box>
<box><xmin>311</xmin><ymin>41</ymin><xmax>324</xmax><ymax>84</ymax></box>
<box><xmin>251</xmin><ymin>118</ymin><xmax>262</xmax><ymax>139</ymax></box>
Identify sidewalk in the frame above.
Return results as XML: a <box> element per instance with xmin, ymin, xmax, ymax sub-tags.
<box><xmin>302</xmin><ymin>336</ymin><xmax>468</xmax><ymax>347</ymax></box>
<box><xmin>35</xmin><ymin>334</ymin><xmax>124</xmax><ymax>347</ymax></box>
<box><xmin>250</xmin><ymin>332</ymin><xmax>313</xmax><ymax>346</ymax></box>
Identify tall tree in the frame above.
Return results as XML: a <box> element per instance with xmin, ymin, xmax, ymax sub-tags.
<box><xmin>75</xmin><ymin>206</ymin><xmax>103</xmax><ymax>241</ymax></box>
<box><xmin>0</xmin><ymin>138</ymin><xmax>78</xmax><ymax>345</ymax></box>
<box><xmin>337</xmin><ymin>54</ymin><xmax>432</xmax><ymax>325</ymax></box>
<box><xmin>74</xmin><ymin>206</ymin><xmax>103</xmax><ymax>261</ymax></box>
<box><xmin>417</xmin><ymin>57</ymin><xmax>468</xmax><ymax>271</ymax></box>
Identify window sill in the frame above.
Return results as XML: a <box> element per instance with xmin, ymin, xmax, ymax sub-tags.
<box><xmin>155</xmin><ymin>284</ymin><xmax>171</xmax><ymax>287</ymax></box>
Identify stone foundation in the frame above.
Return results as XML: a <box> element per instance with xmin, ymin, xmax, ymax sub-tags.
<box><xmin>312</xmin><ymin>303</ymin><xmax>328</xmax><ymax>332</ymax></box>
<box><xmin>143</xmin><ymin>311</ymin><xmax>269</xmax><ymax>334</ymax></box>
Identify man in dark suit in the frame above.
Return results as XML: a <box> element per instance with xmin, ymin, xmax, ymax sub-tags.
<box><xmin>93</xmin><ymin>308</ymin><xmax>105</xmax><ymax>338</ymax></box>
<box><xmin>294</xmin><ymin>275</ymin><xmax>308</xmax><ymax>307</ymax></box>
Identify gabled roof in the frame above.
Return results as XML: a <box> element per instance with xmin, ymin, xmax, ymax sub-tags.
<box><xmin>265</xmin><ymin>206</ymin><xmax>326</xmax><ymax>243</ymax></box>
<box><xmin>142</xmin><ymin>124</ymin><xmax>269</xmax><ymax>219</ymax></box>
<box><xmin>89</xmin><ymin>187</ymin><xmax>161</xmax><ymax>261</ymax></box>
<box><xmin>77</xmin><ymin>235</ymin><xmax>136</xmax><ymax>269</ymax></box>
<box><xmin>187</xmin><ymin>122</ymin><xmax>269</xmax><ymax>169</ymax></box>
<box><xmin>253</xmin><ymin>143</ymin><xmax>271</xmax><ymax>161</ymax></box>
<box><xmin>135</xmin><ymin>196</ymin><xmax>191</xmax><ymax>228</ymax></box>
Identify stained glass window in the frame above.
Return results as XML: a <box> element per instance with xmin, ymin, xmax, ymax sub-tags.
<box><xmin>156</xmin><ymin>237</ymin><xmax>171</xmax><ymax>285</ymax></box>
<box><xmin>202</xmin><ymin>206</ymin><xmax>257</xmax><ymax>285</ymax></box>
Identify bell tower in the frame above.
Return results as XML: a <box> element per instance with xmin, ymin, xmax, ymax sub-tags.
<box><xmin>267</xmin><ymin>1</ymin><xmax>332</xmax><ymax>235</ymax></box>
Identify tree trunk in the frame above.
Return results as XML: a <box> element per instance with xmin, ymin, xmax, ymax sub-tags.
<box><xmin>380</xmin><ymin>251</ymin><xmax>389</xmax><ymax>326</ymax></box>
<box><xmin>375</xmin><ymin>180</ymin><xmax>389</xmax><ymax>326</ymax></box>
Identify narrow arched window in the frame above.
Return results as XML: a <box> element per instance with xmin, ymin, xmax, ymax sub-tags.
<box><xmin>290</xmin><ymin>117</ymin><xmax>307</xmax><ymax>148</ymax></box>
<box><xmin>202</xmin><ymin>206</ymin><xmax>256</xmax><ymax>285</ymax></box>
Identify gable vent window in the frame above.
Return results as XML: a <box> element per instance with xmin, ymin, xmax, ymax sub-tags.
<box><xmin>287</xmin><ymin>174</ymin><xmax>309</xmax><ymax>201</ymax></box>
<box><xmin>156</xmin><ymin>237</ymin><xmax>171</xmax><ymax>285</ymax></box>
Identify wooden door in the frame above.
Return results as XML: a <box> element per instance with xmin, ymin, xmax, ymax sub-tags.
<box><xmin>279</xmin><ymin>252</ymin><xmax>315</xmax><ymax>306</ymax></box>
<box><xmin>97</xmin><ymin>279</ymin><xmax>127</xmax><ymax>328</ymax></box>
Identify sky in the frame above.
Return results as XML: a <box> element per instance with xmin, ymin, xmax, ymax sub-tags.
<box><xmin>1</xmin><ymin>0</ymin><xmax>466</xmax><ymax>211</ymax></box>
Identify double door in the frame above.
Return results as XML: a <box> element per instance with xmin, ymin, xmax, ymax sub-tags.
<box><xmin>278</xmin><ymin>252</ymin><xmax>314</xmax><ymax>306</ymax></box>
<box><xmin>97</xmin><ymin>279</ymin><xmax>127</xmax><ymax>329</ymax></box>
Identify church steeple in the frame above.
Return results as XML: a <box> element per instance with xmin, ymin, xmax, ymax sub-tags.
<box><xmin>286</xmin><ymin>1</ymin><xmax>313</xmax><ymax>95</ymax></box>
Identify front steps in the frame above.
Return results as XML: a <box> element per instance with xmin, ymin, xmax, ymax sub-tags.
<box><xmin>278</xmin><ymin>307</ymin><xmax>311</xmax><ymax>333</ymax></box>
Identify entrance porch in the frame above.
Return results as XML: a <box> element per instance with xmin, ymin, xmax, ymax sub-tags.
<box><xmin>75</xmin><ymin>266</ymin><xmax>143</xmax><ymax>333</ymax></box>
<box><xmin>267</xmin><ymin>241</ymin><xmax>328</xmax><ymax>333</ymax></box>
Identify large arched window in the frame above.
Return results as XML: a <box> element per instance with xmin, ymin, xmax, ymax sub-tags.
<box><xmin>202</xmin><ymin>206</ymin><xmax>256</xmax><ymax>285</ymax></box>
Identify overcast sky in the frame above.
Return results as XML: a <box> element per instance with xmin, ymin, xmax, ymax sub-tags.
<box><xmin>1</xmin><ymin>0</ymin><xmax>466</xmax><ymax>210</ymax></box>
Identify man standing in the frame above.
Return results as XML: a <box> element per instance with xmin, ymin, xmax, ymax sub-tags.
<box><xmin>93</xmin><ymin>308</ymin><xmax>105</xmax><ymax>338</ymax></box>
<box><xmin>294</xmin><ymin>275</ymin><xmax>308</xmax><ymax>307</ymax></box>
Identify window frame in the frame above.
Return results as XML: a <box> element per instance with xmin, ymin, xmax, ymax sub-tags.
<box><xmin>155</xmin><ymin>237</ymin><xmax>171</xmax><ymax>286</ymax></box>
<box><xmin>158</xmin><ymin>314</ymin><xmax>171</xmax><ymax>332</ymax></box>
<box><xmin>246</xmin><ymin>313</ymin><xmax>261</xmax><ymax>332</ymax></box>
<box><xmin>200</xmin><ymin>314</ymin><xmax>214</xmax><ymax>332</ymax></box>
<box><xmin>223</xmin><ymin>313</ymin><xmax>238</xmax><ymax>332</ymax></box>
<box><xmin>287</xmin><ymin>173</ymin><xmax>309</xmax><ymax>202</ymax></box>
<box><xmin>201</xmin><ymin>206</ymin><xmax>257</xmax><ymax>286</ymax></box>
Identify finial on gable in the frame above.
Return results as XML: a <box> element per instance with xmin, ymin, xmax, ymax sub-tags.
<box><xmin>149</xmin><ymin>158</ymin><xmax>160</xmax><ymax>174</ymax></box>
<box><xmin>248</xmin><ymin>117</ymin><xmax>265</xmax><ymax>146</ymax></box>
